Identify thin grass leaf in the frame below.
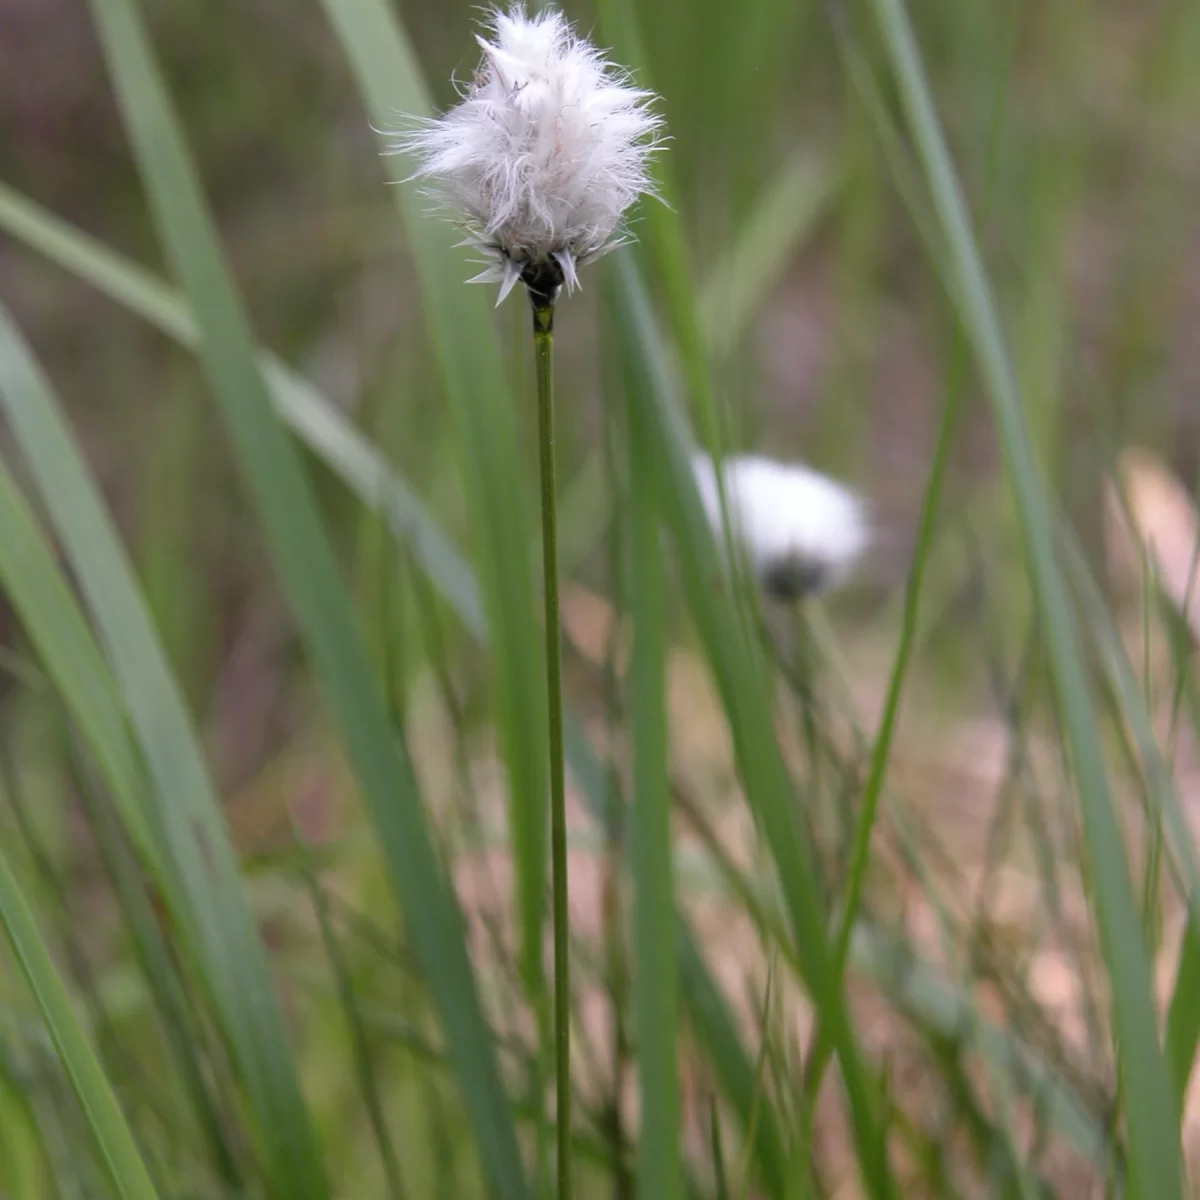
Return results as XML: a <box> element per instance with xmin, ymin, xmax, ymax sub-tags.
<box><xmin>795</xmin><ymin>350</ymin><xmax>966</xmax><ymax>1180</ymax></box>
<box><xmin>0</xmin><ymin>182</ymin><xmax>484</xmax><ymax>635</ymax></box>
<box><xmin>1058</xmin><ymin>519</ymin><xmax>1200</xmax><ymax>1120</ymax></box>
<box><xmin>0</xmin><ymin>1066</ymin><xmax>50</xmax><ymax>1200</ymax></box>
<box><xmin>850</xmin><ymin>923</ymin><xmax>1116</xmax><ymax>1175</ymax></box>
<box><xmin>595</xmin><ymin>0</ymin><xmax>727</xmax><ymax>446</ymax></box>
<box><xmin>1</xmin><ymin>1045</ymin><xmax>84</xmax><ymax>1200</ymax></box>
<box><xmin>567</xmin><ymin>702</ymin><xmax>789</xmax><ymax>1195</ymax></box>
<box><xmin>0</xmin><ymin>462</ymin><xmax>154</xmax><ymax>868</ymax></box>
<box><xmin>675</xmin><ymin>763</ymin><xmax>1109</xmax><ymax>1184</ymax></box>
<box><xmin>66</xmin><ymin>736</ymin><xmax>242</xmax><ymax>1192</ymax></box>
<box><xmin>0</xmin><ymin>844</ymin><xmax>159</xmax><ymax>1200</ymax></box>
<box><xmin>865</xmin><ymin>0</ymin><xmax>1181</xmax><ymax>1191</ymax></box>
<box><xmin>1167</xmin><ymin>918</ymin><xmax>1200</xmax><ymax>1104</ymax></box>
<box><xmin>296</xmin><ymin>848</ymin><xmax>409</xmax><ymax>1200</ymax></box>
<box><xmin>709</xmin><ymin>1096</ymin><xmax>730</xmax><ymax>1200</ymax></box>
<box><xmin>821</xmin><ymin>3</ymin><xmax>954</xmax><ymax>302</ymax></box>
<box><xmin>82</xmin><ymin>2</ymin><xmax>528</xmax><ymax>1194</ymax></box>
<box><xmin>0</xmin><ymin>298</ymin><xmax>327</xmax><ymax>1200</ymax></box>
<box><xmin>698</xmin><ymin>151</ymin><xmax>838</xmax><ymax>360</ymax></box>
<box><xmin>316</xmin><ymin>0</ymin><xmax>549</xmax><ymax>1005</ymax></box>
<box><xmin>801</xmin><ymin>23</ymin><xmax>1018</xmax><ymax>1144</ymax></box>
<box><xmin>599</xmin><ymin>0</ymin><xmax>769</xmax><ymax>647</ymax></box>
<box><xmin>606</xmin><ymin>250</ymin><xmax>893</xmax><ymax>1200</ymax></box>
<box><xmin>679</xmin><ymin>938</ymin><xmax>787</xmax><ymax>1196</ymax></box>
<box><xmin>733</xmin><ymin>958</ymin><xmax>776</xmax><ymax>1200</ymax></box>
<box><xmin>626</xmin><ymin>364</ymin><xmax>680</xmax><ymax>1199</ymax></box>
<box><xmin>676</xmin><ymin>735</ymin><xmax>1116</xmax><ymax>1184</ymax></box>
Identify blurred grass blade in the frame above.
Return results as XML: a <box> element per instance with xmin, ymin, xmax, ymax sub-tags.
<box><xmin>1060</xmin><ymin>520</ymin><xmax>1200</xmax><ymax>904</ymax></box>
<box><xmin>680</xmin><ymin>938</ymin><xmax>786</xmax><ymax>1194</ymax></box>
<box><xmin>318</xmin><ymin>0</ymin><xmax>549</xmax><ymax>1002</ymax></box>
<box><xmin>0</xmin><ymin>298</ymin><xmax>327</xmax><ymax>1200</ymax></box>
<box><xmin>606</xmin><ymin>250</ymin><xmax>892</xmax><ymax>1200</ymax></box>
<box><xmin>0</xmin><ymin>181</ymin><xmax>483</xmax><ymax>634</ymax></box>
<box><xmin>865</xmin><ymin>0</ymin><xmax>1181</xmax><ymax>1192</ymax></box>
<box><xmin>595</xmin><ymin>0</ymin><xmax>725</xmax><ymax>446</ymax></box>
<box><xmin>851</xmin><ymin>922</ymin><xmax>1116</xmax><ymax>1172</ymax></box>
<box><xmin>1168</xmin><ymin>919</ymin><xmax>1200</xmax><ymax>1105</ymax></box>
<box><xmin>0</xmin><ymin>461</ymin><xmax>154</xmax><ymax>867</ymax></box>
<box><xmin>0</xmin><ymin>180</ymin><xmax>188</xmax><ymax>340</ymax></box>
<box><xmin>699</xmin><ymin>151</ymin><xmax>838</xmax><ymax>360</ymax></box>
<box><xmin>625</xmin><ymin>371</ymin><xmax>680</xmax><ymax>1199</ymax></box>
<box><xmin>68</xmin><ymin>740</ymin><xmax>243</xmax><ymax>1192</ymax></box>
<box><xmin>823</xmin><ymin>7</ymin><xmax>953</xmax><ymax>302</ymax></box>
<box><xmin>1058</xmin><ymin>520</ymin><xmax>1200</xmax><ymax>1116</ymax></box>
<box><xmin>567</xmin><ymin>685</ymin><xmax>787</xmax><ymax>1197</ymax></box>
<box><xmin>0</xmin><ymin>844</ymin><xmax>159</xmax><ymax>1200</ymax></box>
<box><xmin>679</xmin><ymin>811</ymin><xmax>1118</xmax><ymax>1175</ymax></box>
<box><xmin>558</xmin><ymin>715</ymin><xmax>792</xmax><ymax>1195</ymax></box>
<box><xmin>298</xmin><ymin>852</ymin><xmax>409</xmax><ymax>1200</ymax></box>
<box><xmin>0</xmin><ymin>457</ymin><xmax>238</xmax><ymax>1182</ymax></box>
<box><xmin>0</xmin><ymin>1064</ymin><xmax>49</xmax><ymax>1200</ymax></box>
<box><xmin>0</xmin><ymin>180</ymin><xmax>787</xmax><ymax>1200</ymax></box>
<box><xmin>83</xmin><ymin>1</ymin><xmax>529</xmax><ymax>1194</ymax></box>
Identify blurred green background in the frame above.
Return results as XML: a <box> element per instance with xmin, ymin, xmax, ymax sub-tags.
<box><xmin>1</xmin><ymin>0</ymin><xmax>1200</xmax><ymax>1196</ymax></box>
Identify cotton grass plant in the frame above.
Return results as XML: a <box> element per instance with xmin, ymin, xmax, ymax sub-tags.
<box><xmin>395</xmin><ymin>8</ymin><xmax>662</xmax><ymax>1192</ymax></box>
<box><xmin>0</xmin><ymin>0</ymin><xmax>1195</xmax><ymax>1197</ymax></box>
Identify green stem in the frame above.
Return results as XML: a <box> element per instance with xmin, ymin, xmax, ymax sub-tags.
<box><xmin>795</xmin><ymin>355</ymin><xmax>964</xmax><ymax>1178</ymax></box>
<box><xmin>792</xmin><ymin>7</ymin><xmax>1022</xmax><ymax>1178</ymax></box>
<box><xmin>534</xmin><ymin>298</ymin><xmax>571</xmax><ymax>1198</ymax></box>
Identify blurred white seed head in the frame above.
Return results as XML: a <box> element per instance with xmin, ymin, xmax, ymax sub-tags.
<box><xmin>390</xmin><ymin>5</ymin><xmax>663</xmax><ymax>305</ymax></box>
<box><xmin>692</xmin><ymin>454</ymin><xmax>869</xmax><ymax>600</ymax></box>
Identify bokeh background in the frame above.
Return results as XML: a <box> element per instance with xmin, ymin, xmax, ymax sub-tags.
<box><xmin>2</xmin><ymin>0</ymin><xmax>1200</xmax><ymax>1196</ymax></box>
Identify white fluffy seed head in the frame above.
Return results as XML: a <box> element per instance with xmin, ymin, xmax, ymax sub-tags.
<box><xmin>391</xmin><ymin>5</ymin><xmax>663</xmax><ymax>304</ymax></box>
<box><xmin>692</xmin><ymin>454</ymin><xmax>869</xmax><ymax>600</ymax></box>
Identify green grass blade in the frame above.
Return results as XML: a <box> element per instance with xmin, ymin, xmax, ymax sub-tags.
<box><xmin>851</xmin><ymin>922</ymin><xmax>1117</xmax><ymax>1174</ymax></box>
<box><xmin>0</xmin><ymin>462</ymin><xmax>154</xmax><ymax>868</ymax></box>
<box><xmin>1058</xmin><ymin>521</ymin><xmax>1200</xmax><ymax>1119</ymax></box>
<box><xmin>317</xmin><ymin>0</ymin><xmax>549</xmax><ymax>1004</ymax></box>
<box><xmin>625</xmin><ymin>366</ymin><xmax>680</xmax><ymax>1200</ymax></box>
<box><xmin>796</xmin><ymin>346</ymin><xmax>967</xmax><ymax>1177</ymax></box>
<box><xmin>0</xmin><ymin>1064</ymin><xmax>51</xmax><ymax>1200</ymax></box>
<box><xmin>606</xmin><ymin>250</ymin><xmax>892</xmax><ymax>1200</ymax></box>
<box><xmin>68</xmin><ymin>743</ymin><xmax>243</xmax><ymax>1192</ymax></box>
<box><xmin>1167</xmin><ymin>919</ymin><xmax>1200</xmax><ymax>1103</ymax></box>
<box><xmin>0</xmin><ymin>298</ymin><xmax>327</xmax><ymax>1200</ymax></box>
<box><xmin>698</xmin><ymin>150</ymin><xmax>838</xmax><ymax>361</ymax></box>
<box><xmin>297</xmin><ymin>851</ymin><xmax>409</xmax><ymax>1200</ymax></box>
<box><xmin>82</xmin><ymin>1</ymin><xmax>529</xmax><ymax>1193</ymax></box>
<box><xmin>0</xmin><ymin>180</ymin><xmax>191</xmax><ymax>340</ymax></box>
<box><xmin>564</xmin><ymin>688</ymin><xmax>786</xmax><ymax>1198</ymax></box>
<box><xmin>0</xmin><ymin>458</ymin><xmax>238</xmax><ymax>1185</ymax></box>
<box><xmin>0</xmin><ymin>182</ymin><xmax>484</xmax><ymax>635</ymax></box>
<box><xmin>677</xmin><ymin>819</ymin><xmax>1118</xmax><ymax>1175</ymax></box>
<box><xmin>679</xmin><ymin>937</ymin><xmax>787</xmax><ymax>1195</ymax></box>
<box><xmin>865</xmin><ymin>0</ymin><xmax>1181</xmax><ymax>1192</ymax></box>
<box><xmin>0</xmin><ymin>844</ymin><xmax>159</xmax><ymax>1200</ymax></box>
<box><xmin>596</xmin><ymin>0</ymin><xmax>728</xmax><ymax>453</ymax></box>
<box><xmin>566</xmin><ymin>704</ymin><xmax>788</xmax><ymax>1197</ymax></box>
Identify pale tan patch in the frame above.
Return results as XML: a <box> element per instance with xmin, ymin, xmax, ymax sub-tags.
<box><xmin>1108</xmin><ymin>447</ymin><xmax>1200</xmax><ymax>641</ymax></box>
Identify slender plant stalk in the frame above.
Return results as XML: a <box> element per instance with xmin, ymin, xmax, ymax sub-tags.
<box><xmin>533</xmin><ymin>294</ymin><xmax>571</xmax><ymax>1198</ymax></box>
<box><xmin>795</xmin><ymin>355</ymin><xmax>965</xmax><ymax>1174</ymax></box>
<box><xmin>792</xmin><ymin>7</ymin><xmax>1022</xmax><ymax>1173</ymax></box>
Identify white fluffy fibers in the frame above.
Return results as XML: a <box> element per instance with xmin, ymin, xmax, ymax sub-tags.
<box><xmin>393</xmin><ymin>6</ymin><xmax>663</xmax><ymax>304</ymax></box>
<box><xmin>692</xmin><ymin>454</ymin><xmax>868</xmax><ymax>599</ymax></box>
